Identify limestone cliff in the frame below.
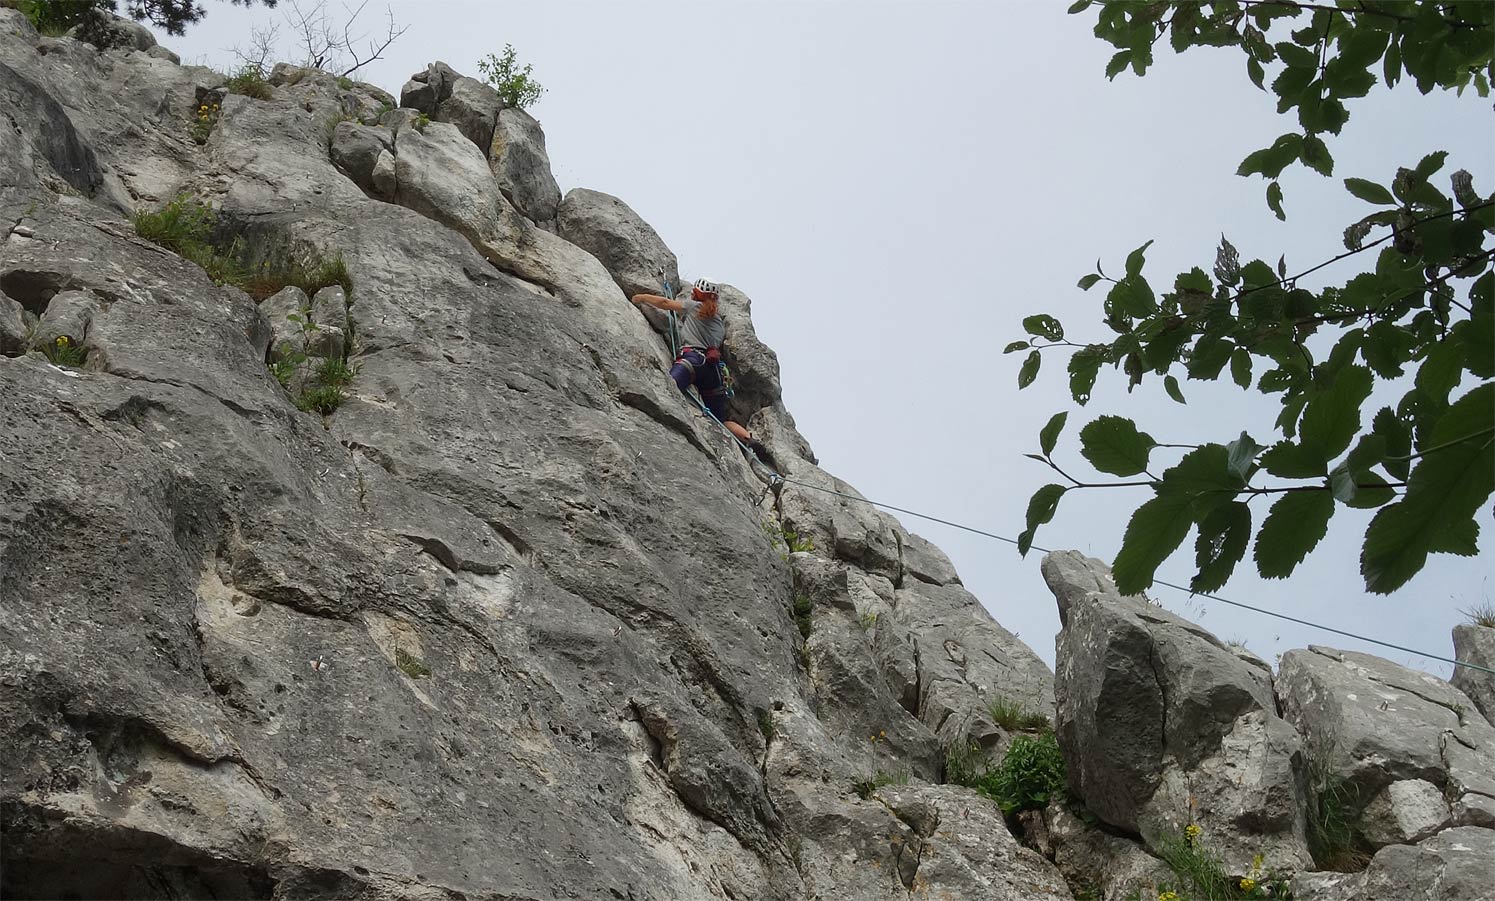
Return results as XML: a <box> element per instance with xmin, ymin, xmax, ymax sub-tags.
<box><xmin>0</xmin><ymin>14</ymin><xmax>1058</xmax><ymax>900</ymax></box>
<box><xmin>3</xmin><ymin>13</ymin><xmax>1493</xmax><ymax>901</ymax></box>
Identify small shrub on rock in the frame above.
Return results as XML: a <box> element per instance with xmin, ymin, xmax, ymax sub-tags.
<box><xmin>224</xmin><ymin>63</ymin><xmax>273</xmax><ymax>99</ymax></box>
<box><xmin>190</xmin><ymin>100</ymin><xmax>222</xmax><ymax>144</ymax></box>
<box><xmin>946</xmin><ymin>732</ymin><xmax>1067</xmax><ymax>815</ymax></box>
<box><xmin>1153</xmin><ymin>828</ymin><xmax>1294</xmax><ymax>900</ymax></box>
<box><xmin>477</xmin><ymin>43</ymin><xmax>545</xmax><ymax>109</ymax></box>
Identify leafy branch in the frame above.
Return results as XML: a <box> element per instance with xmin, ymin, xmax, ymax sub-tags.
<box><xmin>1017</xmin><ymin>1</ymin><xmax>1493</xmax><ymax>595</ymax></box>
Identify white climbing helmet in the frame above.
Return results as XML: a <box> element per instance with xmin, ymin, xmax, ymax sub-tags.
<box><xmin>692</xmin><ymin>278</ymin><xmax>719</xmax><ymax>297</ymax></box>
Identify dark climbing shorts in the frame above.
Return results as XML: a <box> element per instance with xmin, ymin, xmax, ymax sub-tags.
<box><xmin>671</xmin><ymin>348</ymin><xmax>729</xmax><ymax>421</ymax></box>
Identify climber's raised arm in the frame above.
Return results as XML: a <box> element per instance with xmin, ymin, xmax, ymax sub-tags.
<box><xmin>631</xmin><ymin>292</ymin><xmax>684</xmax><ymax>313</ymax></box>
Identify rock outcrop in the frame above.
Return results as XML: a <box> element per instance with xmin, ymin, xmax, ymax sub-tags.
<box><xmin>1452</xmin><ymin>623</ymin><xmax>1495</xmax><ymax>724</ymax></box>
<box><xmin>0</xmin><ymin>19</ymin><xmax>1077</xmax><ymax>900</ymax></box>
<box><xmin>1044</xmin><ymin>551</ymin><xmax>1309</xmax><ymax>874</ymax></box>
<box><xmin>2</xmin><ymin>13</ymin><xmax>1490</xmax><ymax>901</ymax></box>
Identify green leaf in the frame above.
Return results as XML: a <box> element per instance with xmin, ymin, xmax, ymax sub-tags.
<box><xmin>1125</xmin><ymin>239</ymin><xmax>1154</xmax><ymax>277</ymax></box>
<box><xmin>1344</xmin><ymin>177</ymin><xmax>1396</xmax><ymax>204</ymax></box>
<box><xmin>1383</xmin><ymin>34</ymin><xmax>1402</xmax><ymax>86</ymax></box>
<box><xmin>1155</xmin><ymin>443</ymin><xmax>1243</xmax><ymax>521</ymax></box>
<box><xmin>1428</xmin><ymin>517</ymin><xmax>1479</xmax><ymax>556</ymax></box>
<box><xmin>1105</xmin><ymin>50</ymin><xmax>1132</xmax><ymax>80</ymax></box>
<box><xmin>1259</xmin><ymin>441</ymin><xmax>1328</xmax><ymax>478</ymax></box>
<box><xmin>1361</xmin><ymin>383</ymin><xmax>1494</xmax><ymax>593</ymax></box>
<box><xmin>1004</xmin><ymin>340</ymin><xmax>1030</xmax><ymax>354</ymax></box>
<box><xmin>1237</xmin><ymin>133</ymin><xmax>1304</xmax><ymax>179</ymax></box>
<box><xmin>1362</xmin><ymin>322</ymin><xmax>1415</xmax><ymax>378</ymax></box>
<box><xmin>1112</xmin><ymin>492</ymin><xmax>1195</xmax><ymax>594</ymax></box>
<box><xmin>1369</xmin><ymin>406</ymin><xmax>1405</xmax><ymax>484</ymax></box>
<box><xmin>1215</xmin><ymin>235</ymin><xmax>1242</xmax><ymax>287</ymax></box>
<box><xmin>1274</xmin><ymin>41</ymin><xmax>1318</xmax><ymax>70</ymax></box>
<box><xmin>1069</xmin><ymin>348</ymin><xmax>1103</xmax><ymax>405</ymax></box>
<box><xmin>1175</xmin><ymin>267</ymin><xmax>1212</xmax><ymax>294</ymax></box>
<box><xmin>1254</xmin><ymin>490</ymin><xmax>1335</xmax><ymax>579</ymax></box>
<box><xmin>1078</xmin><ymin>273</ymin><xmax>1103</xmax><ymax>291</ymax></box>
<box><xmin>1066</xmin><ymin>0</ymin><xmax>1092</xmax><ymax>13</ymax></box>
<box><xmin>1272</xmin><ymin>66</ymin><xmax>1315</xmax><ymax>111</ymax></box>
<box><xmin>1079</xmin><ymin>415</ymin><xmax>1157</xmax><ymax>477</ymax></box>
<box><xmin>1414</xmin><ymin>339</ymin><xmax>1465</xmax><ymax>402</ymax></box>
<box><xmin>1039</xmin><ymin>412</ymin><xmax>1067</xmax><ymax>457</ymax></box>
<box><xmin>1226</xmin><ymin>432</ymin><xmax>1264</xmax><ymax>481</ymax></box>
<box><xmin>1192</xmin><ymin>502</ymin><xmax>1252</xmax><ymax>593</ymax></box>
<box><xmin>1414</xmin><ymin>150</ymin><xmax>1448</xmax><ymax>180</ymax></box>
<box><xmin>1018</xmin><ymin>350</ymin><xmax>1041</xmax><ymax>389</ymax></box>
<box><xmin>1247</xmin><ymin>56</ymin><xmax>1265</xmax><ymax>89</ymax></box>
<box><xmin>1019</xmin><ymin>483</ymin><xmax>1068</xmax><ymax>557</ymax></box>
<box><xmin>1024</xmin><ymin>483</ymin><xmax>1066</xmax><ymax>532</ymax></box>
<box><xmin>1299</xmin><ymin>365</ymin><xmax>1374</xmax><ymax>459</ymax></box>
<box><xmin>1230</xmin><ymin>347</ymin><xmax>1253</xmax><ymax>388</ymax></box>
<box><xmin>1267</xmin><ymin>180</ymin><xmax>1285</xmax><ymax>220</ymax></box>
<box><xmin>1023</xmin><ymin>315</ymin><xmax>1065</xmax><ymax>341</ymax></box>
<box><xmin>1164</xmin><ymin>375</ymin><xmax>1186</xmax><ymax>405</ymax></box>
<box><xmin>1301</xmin><ymin>134</ymin><xmax>1334</xmax><ymax>176</ymax></box>
<box><xmin>1337</xmin><ymin>467</ymin><xmax>1397</xmax><ymax>509</ymax></box>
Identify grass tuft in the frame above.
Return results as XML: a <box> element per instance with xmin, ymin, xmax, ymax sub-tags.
<box><xmin>394</xmin><ymin>647</ymin><xmax>431</xmax><ymax>679</ymax></box>
<box><xmin>791</xmin><ymin>594</ymin><xmax>812</xmax><ymax>639</ymax></box>
<box><xmin>854</xmin><ymin>766</ymin><xmax>910</xmax><ymax>800</ymax></box>
<box><xmin>989</xmin><ymin>696</ymin><xmax>1052</xmax><ymax>733</ymax></box>
<box><xmin>225</xmin><ymin>64</ymin><xmax>273</xmax><ymax>100</ymax></box>
<box><xmin>37</xmin><ymin>335</ymin><xmax>86</xmax><ymax>367</ymax></box>
<box><xmin>1462</xmin><ymin>600</ymin><xmax>1495</xmax><ymax>629</ymax></box>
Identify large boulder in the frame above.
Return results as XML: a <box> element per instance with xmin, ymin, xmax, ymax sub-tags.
<box><xmin>489</xmin><ymin>107</ymin><xmax>562</xmax><ymax>227</ymax></box>
<box><xmin>400</xmin><ymin>61</ymin><xmax>503</xmax><ymax>151</ymax></box>
<box><xmin>1290</xmin><ymin>826</ymin><xmax>1495</xmax><ymax>901</ymax></box>
<box><xmin>328</xmin><ymin>120</ymin><xmax>394</xmax><ymax>195</ymax></box>
<box><xmin>1044</xmin><ymin>551</ymin><xmax>1310</xmax><ymax>873</ymax></box>
<box><xmin>1452</xmin><ymin>624</ymin><xmax>1495</xmax><ymax>725</ymax></box>
<box><xmin>556</xmin><ymin>187</ymin><xmax>680</xmax><ymax>319</ymax></box>
<box><xmin>715</xmin><ymin>282</ymin><xmax>784</xmax><ymax>423</ymax></box>
<box><xmin>1278</xmin><ymin>645</ymin><xmax>1495</xmax><ymax>851</ymax></box>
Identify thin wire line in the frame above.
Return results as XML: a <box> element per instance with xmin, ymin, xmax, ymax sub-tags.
<box><xmin>653</xmin><ymin>276</ymin><xmax>1495</xmax><ymax>680</ymax></box>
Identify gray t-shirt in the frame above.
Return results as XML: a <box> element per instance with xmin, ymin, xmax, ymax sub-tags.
<box><xmin>677</xmin><ymin>298</ymin><xmax>725</xmax><ymax>350</ymax></box>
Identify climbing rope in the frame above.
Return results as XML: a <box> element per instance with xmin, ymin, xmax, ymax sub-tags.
<box><xmin>667</xmin><ymin>374</ymin><xmax>1495</xmax><ymax>678</ymax></box>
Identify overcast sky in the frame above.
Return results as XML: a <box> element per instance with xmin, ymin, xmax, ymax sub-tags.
<box><xmin>170</xmin><ymin>0</ymin><xmax>1493</xmax><ymax>676</ymax></box>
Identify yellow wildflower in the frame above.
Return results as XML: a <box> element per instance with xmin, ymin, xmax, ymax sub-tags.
<box><xmin>55</xmin><ymin>335</ymin><xmax>69</xmax><ymax>345</ymax></box>
<box><xmin>1239</xmin><ymin>877</ymin><xmax>1256</xmax><ymax>892</ymax></box>
<box><xmin>1183</xmin><ymin>823</ymin><xmax>1202</xmax><ymax>846</ymax></box>
<box><xmin>1158</xmin><ymin>892</ymin><xmax>1180</xmax><ymax>901</ymax></box>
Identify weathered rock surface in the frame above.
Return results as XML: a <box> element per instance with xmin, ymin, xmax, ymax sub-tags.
<box><xmin>1291</xmin><ymin>826</ymin><xmax>1495</xmax><ymax>900</ymax></box>
<box><xmin>557</xmin><ymin>187</ymin><xmax>681</xmax><ymax>336</ymax></box>
<box><xmin>1452</xmin><ymin>624</ymin><xmax>1495</xmax><ymax>725</ymax></box>
<box><xmin>490</xmin><ymin>107</ymin><xmax>562</xmax><ymax>227</ymax></box>
<box><xmin>0</xmin><ymin>32</ymin><xmax>1076</xmax><ymax>901</ymax></box>
<box><xmin>1044</xmin><ymin>551</ymin><xmax>1310</xmax><ymax>873</ymax></box>
<box><xmin>1278</xmin><ymin>644</ymin><xmax>1495</xmax><ymax>852</ymax></box>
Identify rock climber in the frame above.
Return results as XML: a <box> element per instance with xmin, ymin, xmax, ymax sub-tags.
<box><xmin>631</xmin><ymin>278</ymin><xmax>776</xmax><ymax>470</ymax></box>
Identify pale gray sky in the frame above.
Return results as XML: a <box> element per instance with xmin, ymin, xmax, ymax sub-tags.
<box><xmin>170</xmin><ymin>0</ymin><xmax>1493</xmax><ymax>675</ymax></box>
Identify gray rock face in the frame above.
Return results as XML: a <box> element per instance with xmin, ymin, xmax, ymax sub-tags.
<box><xmin>0</xmin><ymin>57</ymin><xmax>105</xmax><ymax>198</ymax></box>
<box><xmin>557</xmin><ymin>187</ymin><xmax>681</xmax><ymax>307</ymax></box>
<box><xmin>328</xmin><ymin>120</ymin><xmax>393</xmax><ymax>194</ymax></box>
<box><xmin>1452</xmin><ymin>624</ymin><xmax>1495</xmax><ymax>725</ymax></box>
<box><xmin>1278</xmin><ymin>645</ymin><xmax>1495</xmax><ymax>852</ymax></box>
<box><xmin>0</xmin><ymin>43</ymin><xmax>1071</xmax><ymax>901</ymax></box>
<box><xmin>1044</xmin><ymin>802</ymin><xmax>1174</xmax><ymax>901</ymax></box>
<box><xmin>1360</xmin><ymin>779</ymin><xmax>1452</xmax><ymax>846</ymax></box>
<box><xmin>1044</xmin><ymin>551</ymin><xmax>1309</xmax><ymax>873</ymax></box>
<box><xmin>1290</xmin><ymin>826</ymin><xmax>1495</xmax><ymax>901</ymax></box>
<box><xmin>490</xmin><ymin>107</ymin><xmax>561</xmax><ymax>226</ymax></box>
<box><xmin>401</xmin><ymin>61</ymin><xmax>503</xmax><ymax>151</ymax></box>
